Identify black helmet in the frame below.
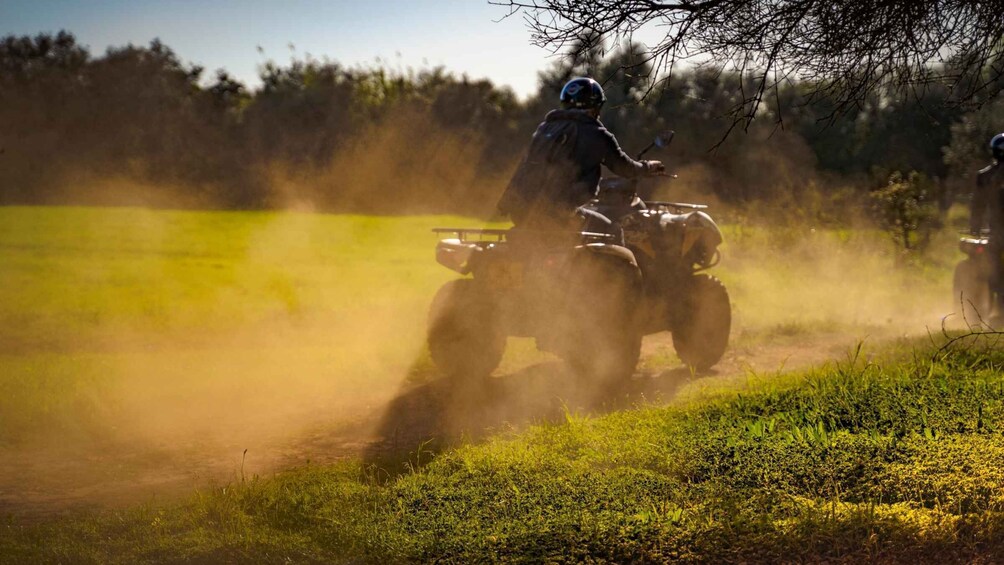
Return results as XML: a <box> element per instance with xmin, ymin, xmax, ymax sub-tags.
<box><xmin>560</xmin><ymin>77</ymin><xmax>605</xmax><ymax>111</ymax></box>
<box><xmin>992</xmin><ymin>133</ymin><xmax>1004</xmax><ymax>161</ymax></box>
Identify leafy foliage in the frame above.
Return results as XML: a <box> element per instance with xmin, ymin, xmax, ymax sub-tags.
<box><xmin>871</xmin><ymin>171</ymin><xmax>941</xmax><ymax>251</ymax></box>
<box><xmin>0</xmin><ymin>31</ymin><xmax>995</xmax><ymax>218</ymax></box>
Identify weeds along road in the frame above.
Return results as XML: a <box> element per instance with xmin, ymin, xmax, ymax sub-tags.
<box><xmin>0</xmin><ymin>206</ymin><xmax>955</xmax><ymax>515</ymax></box>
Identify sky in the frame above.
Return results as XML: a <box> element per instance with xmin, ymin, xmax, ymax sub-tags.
<box><xmin>0</xmin><ymin>0</ymin><xmax>563</xmax><ymax>98</ymax></box>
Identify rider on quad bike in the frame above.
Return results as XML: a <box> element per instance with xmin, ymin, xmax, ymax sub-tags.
<box><xmin>497</xmin><ymin>77</ymin><xmax>666</xmax><ymax>229</ymax></box>
<box><xmin>427</xmin><ymin>79</ymin><xmax>731</xmax><ymax>385</ymax></box>
<box><xmin>961</xmin><ymin>133</ymin><xmax>1004</xmax><ymax>324</ymax></box>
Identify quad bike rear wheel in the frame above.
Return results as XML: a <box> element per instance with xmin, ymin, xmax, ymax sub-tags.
<box><xmin>672</xmin><ymin>274</ymin><xmax>731</xmax><ymax>371</ymax></box>
<box><xmin>561</xmin><ymin>253</ymin><xmax>643</xmax><ymax>384</ymax></box>
<box><xmin>427</xmin><ymin>279</ymin><xmax>505</xmax><ymax>380</ymax></box>
<box><xmin>952</xmin><ymin>257</ymin><xmax>993</xmax><ymax>327</ymax></box>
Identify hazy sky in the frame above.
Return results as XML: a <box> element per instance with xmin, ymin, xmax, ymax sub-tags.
<box><xmin>0</xmin><ymin>0</ymin><xmax>560</xmax><ymax>97</ymax></box>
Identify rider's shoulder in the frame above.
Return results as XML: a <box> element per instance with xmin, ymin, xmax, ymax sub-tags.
<box><xmin>976</xmin><ymin>162</ymin><xmax>1004</xmax><ymax>189</ymax></box>
<box><xmin>545</xmin><ymin>108</ymin><xmax>600</xmax><ymax>126</ymax></box>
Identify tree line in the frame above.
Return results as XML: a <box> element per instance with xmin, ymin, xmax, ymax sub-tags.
<box><xmin>0</xmin><ymin>31</ymin><xmax>997</xmax><ymax>221</ymax></box>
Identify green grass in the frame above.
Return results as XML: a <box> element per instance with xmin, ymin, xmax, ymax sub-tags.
<box><xmin>0</xmin><ymin>204</ymin><xmax>980</xmax><ymax>561</ymax></box>
<box><xmin>0</xmin><ymin>206</ymin><xmax>455</xmax><ymax>341</ymax></box>
<box><xmin>0</xmin><ymin>205</ymin><xmax>960</xmax><ymax>448</ymax></box>
<box><xmin>0</xmin><ymin>206</ymin><xmax>511</xmax><ymax>445</ymax></box>
<box><xmin>5</xmin><ymin>338</ymin><xmax>1004</xmax><ymax>563</ymax></box>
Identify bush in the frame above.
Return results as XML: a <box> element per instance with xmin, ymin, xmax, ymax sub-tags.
<box><xmin>871</xmin><ymin>170</ymin><xmax>941</xmax><ymax>252</ymax></box>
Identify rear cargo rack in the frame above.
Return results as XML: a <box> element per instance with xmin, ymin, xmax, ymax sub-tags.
<box><xmin>432</xmin><ymin>228</ymin><xmax>510</xmax><ymax>242</ymax></box>
<box><xmin>432</xmin><ymin>227</ymin><xmax>616</xmax><ymax>243</ymax></box>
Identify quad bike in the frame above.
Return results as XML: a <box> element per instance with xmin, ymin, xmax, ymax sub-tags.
<box><xmin>428</xmin><ymin>131</ymin><xmax>731</xmax><ymax>383</ymax></box>
<box><xmin>429</xmin><ymin>222</ymin><xmax>643</xmax><ymax>385</ymax></box>
<box><xmin>952</xmin><ymin>231</ymin><xmax>995</xmax><ymax>325</ymax></box>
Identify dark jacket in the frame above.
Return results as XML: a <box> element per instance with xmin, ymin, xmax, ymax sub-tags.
<box><xmin>500</xmin><ymin>109</ymin><xmax>650</xmax><ymax>226</ymax></box>
<box><xmin>543</xmin><ymin>108</ymin><xmax>650</xmax><ymax>204</ymax></box>
<box><xmin>971</xmin><ymin>162</ymin><xmax>1004</xmax><ymax>234</ymax></box>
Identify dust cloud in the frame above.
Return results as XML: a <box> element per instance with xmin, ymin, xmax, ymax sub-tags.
<box><xmin>724</xmin><ymin>227</ymin><xmax>955</xmax><ymax>336</ymax></box>
<box><xmin>1</xmin><ymin>211</ymin><xmax>434</xmax><ymax>512</ymax></box>
<box><xmin>359</xmin><ymin>211</ymin><xmax>962</xmax><ymax>472</ymax></box>
<box><xmin>0</xmin><ymin>117</ymin><xmax>963</xmax><ymax>514</ymax></box>
<box><xmin>0</xmin><ymin>111</ymin><xmax>514</xmax><ymax>512</ymax></box>
<box><xmin>226</xmin><ymin>105</ymin><xmax>510</xmax><ymax>217</ymax></box>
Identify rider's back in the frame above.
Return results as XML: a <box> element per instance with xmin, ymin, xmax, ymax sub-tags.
<box><xmin>499</xmin><ymin>109</ymin><xmax>647</xmax><ymax>228</ymax></box>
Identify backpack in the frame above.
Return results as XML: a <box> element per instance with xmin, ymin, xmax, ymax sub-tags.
<box><xmin>498</xmin><ymin>118</ymin><xmax>580</xmax><ymax>225</ymax></box>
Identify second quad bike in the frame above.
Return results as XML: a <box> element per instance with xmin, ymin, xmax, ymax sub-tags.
<box><xmin>428</xmin><ymin>131</ymin><xmax>731</xmax><ymax>383</ymax></box>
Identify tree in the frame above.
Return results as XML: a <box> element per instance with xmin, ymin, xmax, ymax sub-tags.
<box><xmin>871</xmin><ymin>171</ymin><xmax>940</xmax><ymax>252</ymax></box>
<box><xmin>0</xmin><ymin>32</ymin><xmax>91</xmax><ymax>200</ymax></box>
<box><xmin>495</xmin><ymin>0</ymin><xmax>1004</xmax><ymax>130</ymax></box>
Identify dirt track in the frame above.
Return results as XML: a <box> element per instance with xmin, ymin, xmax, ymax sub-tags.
<box><xmin>0</xmin><ymin>329</ymin><xmax>892</xmax><ymax>517</ymax></box>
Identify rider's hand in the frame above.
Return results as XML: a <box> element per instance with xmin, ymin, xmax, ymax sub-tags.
<box><xmin>644</xmin><ymin>160</ymin><xmax>666</xmax><ymax>175</ymax></box>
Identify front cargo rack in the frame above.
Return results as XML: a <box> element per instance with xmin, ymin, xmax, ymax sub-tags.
<box><xmin>646</xmin><ymin>201</ymin><xmax>708</xmax><ymax>213</ymax></box>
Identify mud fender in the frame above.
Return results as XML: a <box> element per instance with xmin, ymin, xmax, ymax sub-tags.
<box><xmin>576</xmin><ymin>243</ymin><xmax>638</xmax><ymax>268</ymax></box>
<box><xmin>661</xmin><ymin>211</ymin><xmax>723</xmax><ymax>257</ymax></box>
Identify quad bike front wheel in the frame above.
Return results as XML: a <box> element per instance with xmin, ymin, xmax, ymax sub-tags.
<box><xmin>672</xmin><ymin>274</ymin><xmax>731</xmax><ymax>371</ymax></box>
<box><xmin>952</xmin><ymin>257</ymin><xmax>992</xmax><ymax>327</ymax></box>
<box><xmin>427</xmin><ymin>279</ymin><xmax>505</xmax><ymax>380</ymax></box>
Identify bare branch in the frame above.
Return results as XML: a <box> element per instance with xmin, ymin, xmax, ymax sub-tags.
<box><xmin>493</xmin><ymin>0</ymin><xmax>1004</xmax><ymax>129</ymax></box>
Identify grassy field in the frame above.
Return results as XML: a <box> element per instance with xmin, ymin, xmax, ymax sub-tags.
<box><xmin>0</xmin><ymin>205</ymin><xmax>459</xmax><ymax>342</ymax></box>
<box><xmin>0</xmin><ymin>205</ymin><xmax>975</xmax><ymax>561</ymax></box>
<box><xmin>4</xmin><ymin>338</ymin><xmax>1004</xmax><ymax>562</ymax></box>
<box><xmin>0</xmin><ymin>206</ymin><xmax>504</xmax><ymax>447</ymax></box>
<box><xmin>0</xmin><ymin>205</ymin><xmax>954</xmax><ymax>448</ymax></box>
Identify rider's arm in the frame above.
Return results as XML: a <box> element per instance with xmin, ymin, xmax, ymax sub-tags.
<box><xmin>598</xmin><ymin>128</ymin><xmax>651</xmax><ymax>179</ymax></box>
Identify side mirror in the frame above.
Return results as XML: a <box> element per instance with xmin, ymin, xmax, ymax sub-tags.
<box><xmin>635</xmin><ymin>129</ymin><xmax>676</xmax><ymax>160</ymax></box>
<box><xmin>654</xmin><ymin>130</ymin><xmax>675</xmax><ymax>148</ymax></box>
